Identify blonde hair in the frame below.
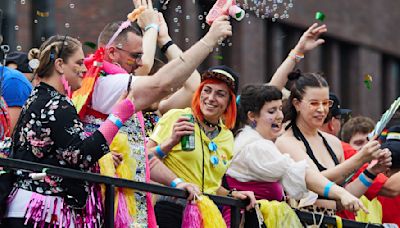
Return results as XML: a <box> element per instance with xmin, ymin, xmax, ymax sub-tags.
<box><xmin>29</xmin><ymin>35</ymin><xmax>81</xmax><ymax>78</ymax></box>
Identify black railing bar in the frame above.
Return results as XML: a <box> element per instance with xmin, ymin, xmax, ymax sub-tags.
<box><xmin>295</xmin><ymin>210</ymin><xmax>383</xmax><ymax>228</ymax></box>
<box><xmin>0</xmin><ymin>158</ymin><xmax>247</xmax><ymax>207</ymax></box>
<box><xmin>104</xmin><ymin>184</ymin><xmax>115</xmax><ymax>228</ymax></box>
<box><xmin>0</xmin><ymin>158</ymin><xmax>384</xmax><ymax>228</ymax></box>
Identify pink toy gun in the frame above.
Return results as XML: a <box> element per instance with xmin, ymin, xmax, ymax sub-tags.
<box><xmin>206</xmin><ymin>0</ymin><xmax>245</xmax><ymax>25</ymax></box>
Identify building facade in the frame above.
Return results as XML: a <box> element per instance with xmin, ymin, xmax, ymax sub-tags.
<box><xmin>1</xmin><ymin>0</ymin><xmax>399</xmax><ymax>120</ymax></box>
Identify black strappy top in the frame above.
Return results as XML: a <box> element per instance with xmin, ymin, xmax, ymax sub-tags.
<box><xmin>291</xmin><ymin>123</ymin><xmax>340</xmax><ymax>172</ymax></box>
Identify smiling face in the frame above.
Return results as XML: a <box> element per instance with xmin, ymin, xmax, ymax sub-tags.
<box><xmin>252</xmin><ymin>99</ymin><xmax>284</xmax><ymax>141</ymax></box>
<box><xmin>112</xmin><ymin>32</ymin><xmax>143</xmax><ymax>74</ymax></box>
<box><xmin>199</xmin><ymin>82</ymin><xmax>231</xmax><ymax>123</ymax></box>
<box><xmin>294</xmin><ymin>87</ymin><xmax>331</xmax><ymax>128</ymax></box>
<box><xmin>62</xmin><ymin>47</ymin><xmax>86</xmax><ymax>91</ymax></box>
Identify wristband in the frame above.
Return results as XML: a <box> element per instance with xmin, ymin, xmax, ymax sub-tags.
<box><xmin>363</xmin><ymin>169</ymin><xmax>377</xmax><ymax>180</ymax></box>
<box><xmin>155</xmin><ymin>145</ymin><xmax>167</xmax><ymax>159</ymax></box>
<box><xmin>170</xmin><ymin>178</ymin><xmax>184</xmax><ymax>188</ymax></box>
<box><xmin>107</xmin><ymin>114</ymin><xmax>123</xmax><ymax>129</ymax></box>
<box><xmin>359</xmin><ymin>173</ymin><xmax>373</xmax><ymax>188</ymax></box>
<box><xmin>288</xmin><ymin>49</ymin><xmax>304</xmax><ymax>63</ymax></box>
<box><xmin>144</xmin><ymin>23</ymin><xmax>159</xmax><ymax>32</ymax></box>
<box><xmin>161</xmin><ymin>40</ymin><xmax>174</xmax><ymax>54</ymax></box>
<box><xmin>323</xmin><ymin>181</ymin><xmax>334</xmax><ymax>198</ymax></box>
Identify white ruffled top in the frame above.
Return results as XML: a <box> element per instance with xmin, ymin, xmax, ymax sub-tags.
<box><xmin>226</xmin><ymin>125</ymin><xmax>309</xmax><ymax>200</ymax></box>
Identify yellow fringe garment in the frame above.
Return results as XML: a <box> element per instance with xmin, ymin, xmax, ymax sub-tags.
<box><xmin>258</xmin><ymin>200</ymin><xmax>302</xmax><ymax>228</ymax></box>
<box><xmin>197</xmin><ymin>195</ymin><xmax>227</xmax><ymax>228</ymax></box>
<box><xmin>355</xmin><ymin>196</ymin><xmax>382</xmax><ymax>223</ymax></box>
<box><xmin>99</xmin><ymin>133</ymin><xmax>137</xmax><ymax>217</ymax></box>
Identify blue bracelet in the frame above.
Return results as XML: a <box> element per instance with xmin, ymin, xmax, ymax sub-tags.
<box><xmin>108</xmin><ymin>114</ymin><xmax>123</xmax><ymax>129</ymax></box>
<box><xmin>359</xmin><ymin>173</ymin><xmax>373</xmax><ymax>188</ymax></box>
<box><xmin>323</xmin><ymin>181</ymin><xmax>334</xmax><ymax>198</ymax></box>
<box><xmin>155</xmin><ymin>145</ymin><xmax>167</xmax><ymax>159</ymax></box>
<box><xmin>170</xmin><ymin>178</ymin><xmax>184</xmax><ymax>188</ymax></box>
<box><xmin>144</xmin><ymin>23</ymin><xmax>159</xmax><ymax>32</ymax></box>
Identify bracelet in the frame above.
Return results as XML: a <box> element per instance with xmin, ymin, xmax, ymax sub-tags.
<box><xmin>108</xmin><ymin>114</ymin><xmax>123</xmax><ymax>129</ymax></box>
<box><xmin>359</xmin><ymin>173</ymin><xmax>373</xmax><ymax>188</ymax></box>
<box><xmin>144</xmin><ymin>23</ymin><xmax>159</xmax><ymax>32</ymax></box>
<box><xmin>227</xmin><ymin>188</ymin><xmax>237</xmax><ymax>197</ymax></box>
<box><xmin>363</xmin><ymin>169</ymin><xmax>377</xmax><ymax>180</ymax></box>
<box><xmin>288</xmin><ymin>49</ymin><xmax>304</xmax><ymax>63</ymax></box>
<box><xmin>170</xmin><ymin>178</ymin><xmax>184</xmax><ymax>188</ymax></box>
<box><xmin>323</xmin><ymin>181</ymin><xmax>334</xmax><ymax>198</ymax></box>
<box><xmin>200</xmin><ymin>39</ymin><xmax>214</xmax><ymax>53</ymax></box>
<box><xmin>161</xmin><ymin>40</ymin><xmax>174</xmax><ymax>54</ymax></box>
<box><xmin>155</xmin><ymin>145</ymin><xmax>167</xmax><ymax>159</ymax></box>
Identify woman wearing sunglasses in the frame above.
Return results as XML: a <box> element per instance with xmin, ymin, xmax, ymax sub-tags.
<box><xmin>276</xmin><ymin>70</ymin><xmax>391</xmax><ymax>215</ymax></box>
<box><xmin>226</xmin><ymin>84</ymin><xmax>369</xmax><ymax>226</ymax></box>
<box><xmin>147</xmin><ymin>65</ymin><xmax>257</xmax><ymax>227</ymax></box>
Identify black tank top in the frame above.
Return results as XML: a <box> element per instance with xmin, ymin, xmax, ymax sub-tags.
<box><xmin>291</xmin><ymin>123</ymin><xmax>340</xmax><ymax>172</ymax></box>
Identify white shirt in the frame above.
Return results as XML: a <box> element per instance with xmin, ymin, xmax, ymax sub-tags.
<box><xmin>92</xmin><ymin>73</ymin><xmax>136</xmax><ymax>114</ymax></box>
<box><xmin>227</xmin><ymin>125</ymin><xmax>309</xmax><ymax>200</ymax></box>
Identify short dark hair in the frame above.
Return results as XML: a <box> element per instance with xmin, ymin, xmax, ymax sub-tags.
<box><xmin>341</xmin><ymin>116</ymin><xmax>375</xmax><ymax>143</ymax></box>
<box><xmin>98</xmin><ymin>21</ymin><xmax>142</xmax><ymax>47</ymax></box>
<box><xmin>234</xmin><ymin>84</ymin><xmax>282</xmax><ymax>134</ymax></box>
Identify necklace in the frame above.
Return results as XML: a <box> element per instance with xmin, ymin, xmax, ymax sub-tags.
<box><xmin>202</xmin><ymin>118</ymin><xmax>219</xmax><ymax>128</ymax></box>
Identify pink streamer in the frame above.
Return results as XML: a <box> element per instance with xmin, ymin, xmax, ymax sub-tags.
<box><xmin>115</xmin><ymin>190</ymin><xmax>133</xmax><ymax>228</ymax></box>
<box><xmin>106</xmin><ymin>20</ymin><xmax>132</xmax><ymax>48</ymax></box>
<box><xmin>182</xmin><ymin>202</ymin><xmax>203</xmax><ymax>228</ymax></box>
<box><xmin>61</xmin><ymin>75</ymin><xmax>72</xmax><ymax>98</ymax></box>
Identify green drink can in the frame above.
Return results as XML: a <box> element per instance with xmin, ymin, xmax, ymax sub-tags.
<box><xmin>181</xmin><ymin>114</ymin><xmax>195</xmax><ymax>151</ymax></box>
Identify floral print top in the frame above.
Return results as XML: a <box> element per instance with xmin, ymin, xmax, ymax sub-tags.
<box><xmin>11</xmin><ymin>82</ymin><xmax>109</xmax><ymax>202</ymax></box>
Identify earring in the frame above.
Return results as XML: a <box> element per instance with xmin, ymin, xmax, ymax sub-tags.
<box><xmin>60</xmin><ymin>75</ymin><xmax>72</xmax><ymax>98</ymax></box>
<box><xmin>250</xmin><ymin>120</ymin><xmax>257</xmax><ymax>128</ymax></box>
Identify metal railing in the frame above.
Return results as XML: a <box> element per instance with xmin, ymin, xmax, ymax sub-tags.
<box><xmin>0</xmin><ymin>157</ymin><xmax>383</xmax><ymax>228</ymax></box>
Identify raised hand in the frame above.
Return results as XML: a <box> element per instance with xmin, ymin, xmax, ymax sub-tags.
<box><xmin>135</xmin><ymin>0</ymin><xmax>159</xmax><ymax>30</ymax></box>
<box><xmin>294</xmin><ymin>23</ymin><xmax>327</xmax><ymax>54</ymax></box>
<box><xmin>203</xmin><ymin>16</ymin><xmax>232</xmax><ymax>46</ymax></box>
<box><xmin>157</xmin><ymin>12</ymin><xmax>171</xmax><ymax>47</ymax></box>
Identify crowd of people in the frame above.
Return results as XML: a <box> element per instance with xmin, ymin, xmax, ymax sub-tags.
<box><xmin>0</xmin><ymin>1</ymin><xmax>399</xmax><ymax>227</ymax></box>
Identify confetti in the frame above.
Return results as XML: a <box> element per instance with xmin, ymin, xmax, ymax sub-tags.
<box><xmin>29</xmin><ymin>59</ymin><xmax>40</xmax><ymax>70</ymax></box>
<box><xmin>36</xmin><ymin>10</ymin><xmax>50</xmax><ymax>17</ymax></box>
<box><xmin>214</xmin><ymin>55</ymin><xmax>223</xmax><ymax>60</ymax></box>
<box><xmin>315</xmin><ymin>11</ymin><xmax>325</xmax><ymax>22</ymax></box>
<box><xmin>83</xmin><ymin>41</ymin><xmax>97</xmax><ymax>50</ymax></box>
<box><xmin>364</xmin><ymin>74</ymin><xmax>373</xmax><ymax>90</ymax></box>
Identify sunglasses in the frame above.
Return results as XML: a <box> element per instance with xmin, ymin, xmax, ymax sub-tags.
<box><xmin>305</xmin><ymin>99</ymin><xmax>334</xmax><ymax>110</ymax></box>
<box><xmin>115</xmin><ymin>47</ymin><xmax>143</xmax><ymax>61</ymax></box>
<box><xmin>208</xmin><ymin>141</ymin><xmax>219</xmax><ymax>166</ymax></box>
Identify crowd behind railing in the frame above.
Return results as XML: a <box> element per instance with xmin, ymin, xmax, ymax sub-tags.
<box><xmin>0</xmin><ymin>0</ymin><xmax>400</xmax><ymax>227</ymax></box>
